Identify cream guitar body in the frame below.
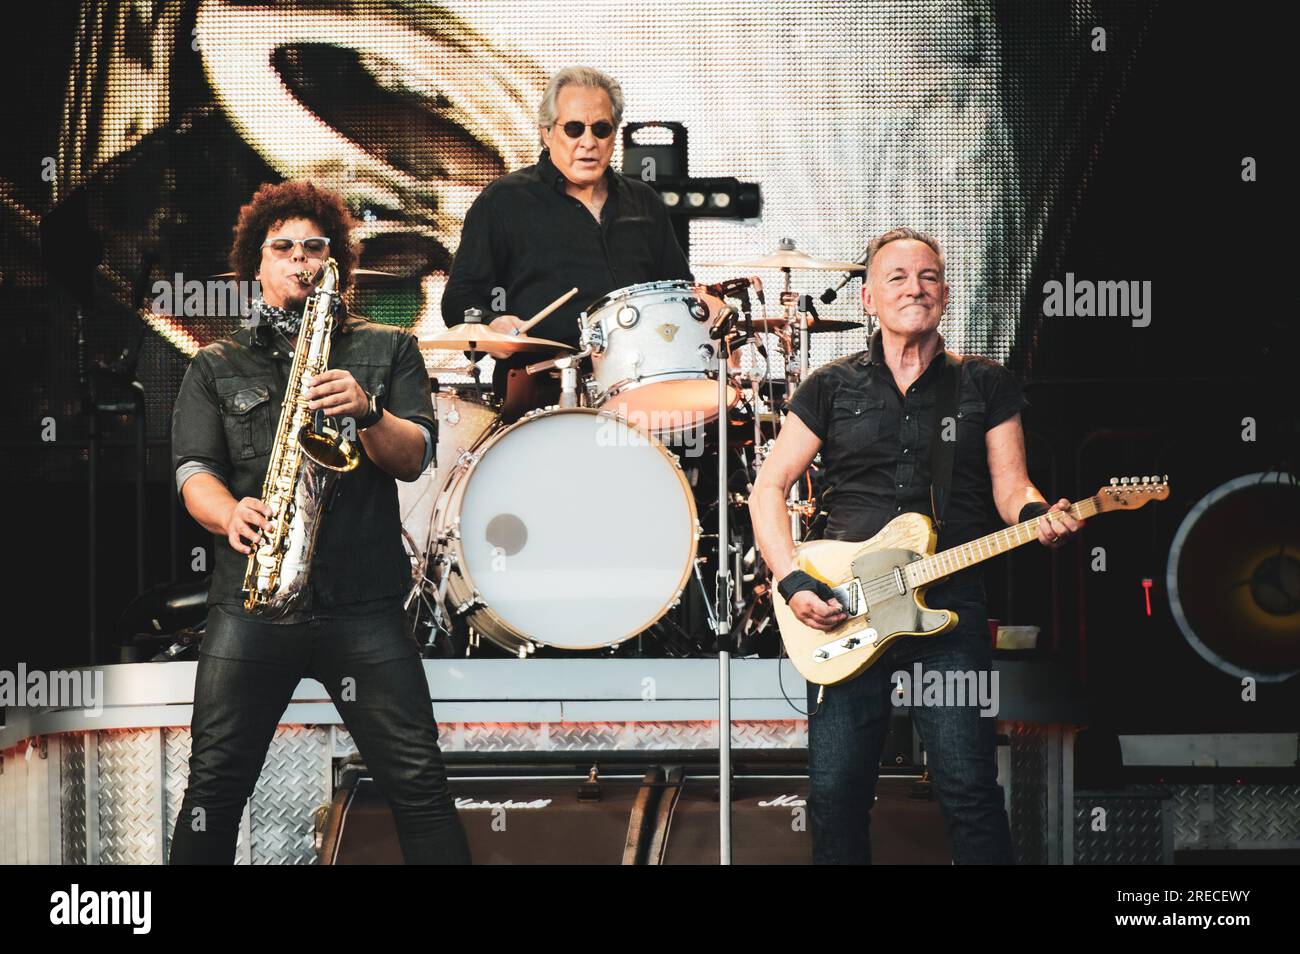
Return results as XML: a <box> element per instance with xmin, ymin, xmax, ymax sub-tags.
<box><xmin>773</xmin><ymin>477</ymin><xmax>1170</xmax><ymax>686</ymax></box>
<box><xmin>773</xmin><ymin>513</ymin><xmax>958</xmax><ymax>686</ymax></box>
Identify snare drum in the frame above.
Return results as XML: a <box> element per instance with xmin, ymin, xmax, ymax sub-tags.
<box><xmin>431</xmin><ymin>407</ymin><xmax>699</xmax><ymax>651</ymax></box>
<box><xmin>581</xmin><ymin>280</ymin><xmax>739</xmax><ymax>434</ymax></box>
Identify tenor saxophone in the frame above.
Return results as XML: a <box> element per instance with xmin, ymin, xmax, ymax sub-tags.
<box><xmin>242</xmin><ymin>258</ymin><xmax>361</xmax><ymax>616</ymax></box>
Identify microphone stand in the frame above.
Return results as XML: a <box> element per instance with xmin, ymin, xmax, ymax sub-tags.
<box><xmin>713</xmin><ymin>304</ymin><xmax>736</xmax><ymax>865</ymax></box>
<box><xmin>707</xmin><ymin>293</ymin><xmax>759</xmax><ymax>865</ymax></box>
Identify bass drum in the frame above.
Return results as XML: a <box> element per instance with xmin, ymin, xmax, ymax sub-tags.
<box><xmin>432</xmin><ymin>407</ymin><xmax>699</xmax><ymax>651</ymax></box>
<box><xmin>398</xmin><ymin>390</ymin><xmax>500</xmax><ymax>576</ymax></box>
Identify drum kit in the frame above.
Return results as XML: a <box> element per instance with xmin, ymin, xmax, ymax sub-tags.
<box><xmin>399</xmin><ymin>239</ymin><xmax>870</xmax><ymax>659</ymax></box>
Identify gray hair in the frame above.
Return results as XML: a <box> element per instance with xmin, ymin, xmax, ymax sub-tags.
<box><xmin>864</xmin><ymin>227</ymin><xmax>945</xmax><ymax>280</ymax></box>
<box><xmin>538</xmin><ymin>67</ymin><xmax>625</xmax><ymax>140</ymax></box>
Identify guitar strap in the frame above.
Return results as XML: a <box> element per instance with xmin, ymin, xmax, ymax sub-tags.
<box><xmin>928</xmin><ymin>351</ymin><xmax>965</xmax><ymax>532</ymax></box>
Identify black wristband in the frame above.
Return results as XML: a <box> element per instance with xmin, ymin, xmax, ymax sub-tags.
<box><xmin>355</xmin><ymin>386</ymin><xmax>385</xmax><ymax>430</ymax></box>
<box><xmin>778</xmin><ymin>569</ymin><xmax>836</xmax><ymax>604</ymax></box>
<box><xmin>1018</xmin><ymin>501</ymin><xmax>1050</xmax><ymax>523</ymax></box>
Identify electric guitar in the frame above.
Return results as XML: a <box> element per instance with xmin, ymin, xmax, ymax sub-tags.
<box><xmin>773</xmin><ymin>476</ymin><xmax>1169</xmax><ymax>685</ymax></box>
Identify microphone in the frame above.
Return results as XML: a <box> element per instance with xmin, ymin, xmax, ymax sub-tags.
<box><xmin>709</xmin><ymin>304</ymin><xmax>737</xmax><ymax>340</ymax></box>
<box><xmin>819</xmin><ymin>247</ymin><xmax>869</xmax><ymax>304</ymax></box>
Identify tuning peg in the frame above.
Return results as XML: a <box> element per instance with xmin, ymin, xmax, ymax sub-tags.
<box><xmin>1142</xmin><ymin>475</ymin><xmax>1151</xmax><ymax>484</ymax></box>
<box><xmin>1110</xmin><ymin>477</ymin><xmax>1119</xmax><ymax>486</ymax></box>
<box><xmin>1120</xmin><ymin>477</ymin><xmax>1129</xmax><ymax>485</ymax></box>
<box><xmin>1162</xmin><ymin>474</ymin><xmax>1168</xmax><ymax>483</ymax></box>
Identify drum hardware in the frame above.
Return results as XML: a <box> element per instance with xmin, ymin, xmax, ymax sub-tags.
<box><xmin>746</xmin><ymin>316</ymin><xmax>864</xmax><ymax>335</ymax></box>
<box><xmin>525</xmin><ymin>346</ymin><xmax>593</xmax><ymax>409</ymax></box>
<box><xmin>402</xmin><ymin>256</ymin><xmax>854</xmax><ymax>677</ymax></box>
<box><xmin>701</xmin><ymin>286</ymin><xmax>764</xmax><ymax>866</ymax></box>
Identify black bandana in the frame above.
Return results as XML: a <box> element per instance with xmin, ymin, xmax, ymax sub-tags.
<box><xmin>251</xmin><ymin>297</ymin><xmax>302</xmax><ymax>338</ymax></box>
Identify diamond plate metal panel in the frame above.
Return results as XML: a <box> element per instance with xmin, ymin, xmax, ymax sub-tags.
<box><xmin>546</xmin><ymin>722</ymin><xmax>627</xmax><ymax>751</ymax></box>
<box><xmin>97</xmin><ymin>729</ymin><xmax>163</xmax><ymax>865</ymax></box>
<box><xmin>1008</xmin><ymin>723</ymin><xmax>1048</xmax><ymax>864</ymax></box>
<box><xmin>1073</xmin><ymin>790</ymin><xmax>1170</xmax><ymax>865</ymax></box>
<box><xmin>1172</xmin><ymin>784</ymin><xmax>1300</xmax><ymax>850</ymax></box>
<box><xmin>248</xmin><ymin>727</ymin><xmax>329</xmax><ymax>865</ymax></box>
<box><xmin>1211</xmin><ymin>784</ymin><xmax>1300</xmax><ymax>845</ymax></box>
<box><xmin>162</xmin><ymin>727</ymin><xmax>192</xmax><ymax>864</ymax></box>
<box><xmin>409</xmin><ymin>720</ymin><xmax>810</xmax><ymax>753</ymax></box>
<box><xmin>60</xmin><ymin>733</ymin><xmax>86</xmax><ymax>865</ymax></box>
<box><xmin>731</xmin><ymin>720</ymin><xmax>808</xmax><ymax>749</ymax></box>
<box><xmin>449</xmin><ymin>721</ymin><xmax>547</xmax><ymax>752</ymax></box>
<box><xmin>334</xmin><ymin>726</ymin><xmax>356</xmax><ymax>759</ymax></box>
<box><xmin>1171</xmin><ymin>783</ymin><xmax>1213</xmax><ymax>849</ymax></box>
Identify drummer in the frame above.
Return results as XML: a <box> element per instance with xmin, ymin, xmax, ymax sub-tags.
<box><xmin>441</xmin><ymin>66</ymin><xmax>692</xmax><ymax>417</ymax></box>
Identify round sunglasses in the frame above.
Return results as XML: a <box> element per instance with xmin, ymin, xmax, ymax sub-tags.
<box><xmin>551</xmin><ymin>120</ymin><xmax>615</xmax><ymax>140</ymax></box>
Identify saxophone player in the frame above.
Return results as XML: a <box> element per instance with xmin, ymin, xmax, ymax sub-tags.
<box><xmin>169</xmin><ymin>180</ymin><xmax>469</xmax><ymax>864</ymax></box>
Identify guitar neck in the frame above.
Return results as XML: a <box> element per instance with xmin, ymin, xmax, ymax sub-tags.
<box><xmin>908</xmin><ymin>497</ymin><xmax>1102</xmax><ymax>586</ymax></box>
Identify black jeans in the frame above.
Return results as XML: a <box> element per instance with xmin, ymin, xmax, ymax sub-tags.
<box><xmin>169</xmin><ymin>602</ymin><xmax>470</xmax><ymax>864</ymax></box>
<box><xmin>806</xmin><ymin>582</ymin><xmax>1013</xmax><ymax>864</ymax></box>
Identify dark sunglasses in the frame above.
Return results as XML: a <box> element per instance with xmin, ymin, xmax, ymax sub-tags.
<box><xmin>553</xmin><ymin>120</ymin><xmax>615</xmax><ymax>140</ymax></box>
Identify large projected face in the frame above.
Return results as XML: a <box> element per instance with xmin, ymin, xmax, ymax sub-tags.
<box><xmin>51</xmin><ymin>0</ymin><xmax>1103</xmax><ymax>391</ymax></box>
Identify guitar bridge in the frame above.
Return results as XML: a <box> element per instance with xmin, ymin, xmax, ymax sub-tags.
<box><xmin>812</xmin><ymin>627</ymin><xmax>880</xmax><ymax>663</ymax></box>
<box><xmin>828</xmin><ymin>578</ymin><xmax>869</xmax><ymax>619</ymax></box>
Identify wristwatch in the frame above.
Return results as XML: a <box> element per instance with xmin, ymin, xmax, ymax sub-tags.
<box><xmin>356</xmin><ymin>386</ymin><xmax>385</xmax><ymax>430</ymax></box>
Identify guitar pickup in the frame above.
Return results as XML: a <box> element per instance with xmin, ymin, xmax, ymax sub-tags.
<box><xmin>828</xmin><ymin>579</ymin><xmax>868</xmax><ymax>618</ymax></box>
<box><xmin>812</xmin><ymin>627</ymin><xmax>881</xmax><ymax>663</ymax></box>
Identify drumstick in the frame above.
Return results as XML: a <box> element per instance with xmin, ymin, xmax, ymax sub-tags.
<box><xmin>518</xmin><ymin>287</ymin><xmax>579</xmax><ymax>333</ymax></box>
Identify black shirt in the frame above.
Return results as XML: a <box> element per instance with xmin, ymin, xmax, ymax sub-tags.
<box><xmin>171</xmin><ymin>313</ymin><xmax>437</xmax><ymax>614</ymax></box>
<box><xmin>787</xmin><ymin>330</ymin><xmax>1029</xmax><ymax>593</ymax></box>
<box><xmin>440</xmin><ymin>149</ymin><xmax>692</xmax><ymax>387</ymax></box>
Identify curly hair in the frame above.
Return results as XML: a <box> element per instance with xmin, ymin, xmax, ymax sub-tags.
<box><xmin>229</xmin><ymin>180</ymin><xmax>358</xmax><ymax>291</ymax></box>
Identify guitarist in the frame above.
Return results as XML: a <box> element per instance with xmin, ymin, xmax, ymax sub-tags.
<box><xmin>750</xmin><ymin>227</ymin><xmax>1082</xmax><ymax>864</ymax></box>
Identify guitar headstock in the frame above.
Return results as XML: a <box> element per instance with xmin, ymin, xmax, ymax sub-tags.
<box><xmin>1094</xmin><ymin>475</ymin><xmax>1170</xmax><ymax>512</ymax></box>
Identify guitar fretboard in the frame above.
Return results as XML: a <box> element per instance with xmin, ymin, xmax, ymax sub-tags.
<box><xmin>905</xmin><ymin>496</ymin><xmax>1102</xmax><ymax>587</ymax></box>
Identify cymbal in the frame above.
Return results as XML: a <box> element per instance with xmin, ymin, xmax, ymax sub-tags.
<box><xmin>748</xmin><ymin>317</ymin><xmax>864</xmax><ymax>334</ymax></box>
<box><xmin>700</xmin><ymin>243</ymin><xmax>866</xmax><ymax>272</ymax></box>
<box><xmin>417</xmin><ymin>323</ymin><xmax>574</xmax><ymax>355</ymax></box>
<box><xmin>208</xmin><ymin>268</ymin><xmax>401</xmax><ymax>285</ymax></box>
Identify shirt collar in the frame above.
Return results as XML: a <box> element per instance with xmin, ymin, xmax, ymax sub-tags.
<box><xmin>860</xmin><ymin>328</ymin><xmax>948</xmax><ymax>369</ymax></box>
<box><xmin>537</xmin><ymin>148</ymin><xmax>617</xmax><ymax>195</ymax></box>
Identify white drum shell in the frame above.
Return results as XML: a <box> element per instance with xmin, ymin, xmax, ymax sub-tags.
<box><xmin>583</xmin><ymin>280</ymin><xmax>738</xmax><ymax>431</ymax></box>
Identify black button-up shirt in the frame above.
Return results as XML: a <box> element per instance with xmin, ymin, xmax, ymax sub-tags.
<box><xmin>171</xmin><ymin>314</ymin><xmax>437</xmax><ymax>615</ymax></box>
<box><xmin>440</xmin><ymin>149</ymin><xmax>692</xmax><ymax>384</ymax></box>
<box><xmin>788</xmin><ymin>330</ymin><xmax>1028</xmax><ymax>593</ymax></box>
